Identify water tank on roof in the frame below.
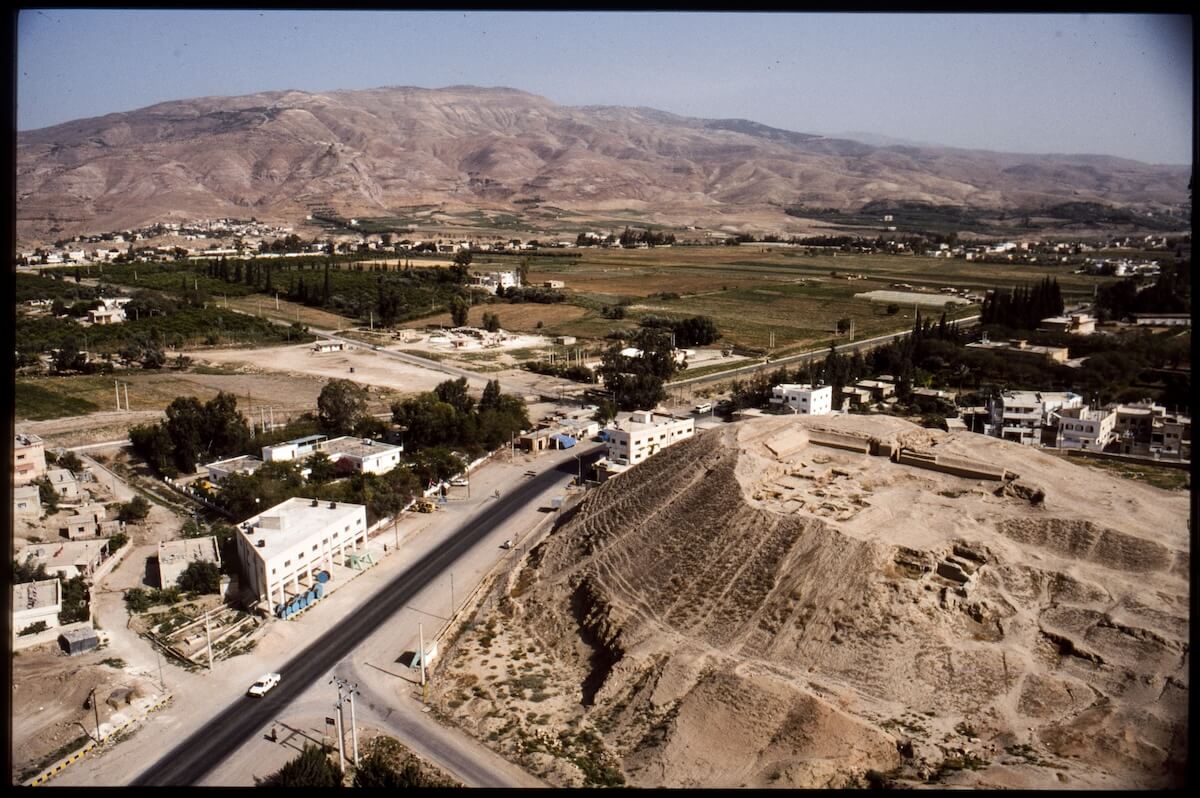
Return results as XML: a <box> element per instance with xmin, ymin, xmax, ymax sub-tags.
<box><xmin>256</xmin><ymin>540</ymin><xmax>265</xmax><ymax>548</ymax></box>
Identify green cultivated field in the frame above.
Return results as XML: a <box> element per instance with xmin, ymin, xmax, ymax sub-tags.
<box><xmin>513</xmin><ymin>246</ymin><xmax>1110</xmax><ymax>353</ymax></box>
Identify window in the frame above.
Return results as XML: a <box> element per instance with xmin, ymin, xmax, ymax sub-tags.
<box><xmin>312</xmin><ymin>544</ymin><xmax>319</xmax><ymax>551</ymax></box>
<box><xmin>284</xmin><ymin>559</ymin><xmax>291</xmax><ymax>567</ymax></box>
<box><xmin>344</xmin><ymin>524</ymin><xmax>350</xmax><ymax>532</ymax></box>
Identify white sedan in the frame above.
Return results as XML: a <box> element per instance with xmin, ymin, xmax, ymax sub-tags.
<box><xmin>247</xmin><ymin>673</ymin><xmax>281</xmax><ymax>697</ymax></box>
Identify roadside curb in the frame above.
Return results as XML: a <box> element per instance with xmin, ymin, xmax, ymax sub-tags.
<box><xmin>23</xmin><ymin>694</ymin><xmax>174</xmax><ymax>787</ymax></box>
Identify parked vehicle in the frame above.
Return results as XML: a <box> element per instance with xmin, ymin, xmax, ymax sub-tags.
<box><xmin>501</xmin><ymin>539</ymin><xmax>514</xmax><ymax>549</ymax></box>
<box><xmin>413</xmin><ymin>499</ymin><xmax>436</xmax><ymax>513</ymax></box>
<box><xmin>247</xmin><ymin>673</ymin><xmax>281</xmax><ymax>697</ymax></box>
<box><xmin>450</xmin><ymin>477</ymin><xmax>469</xmax><ymax>487</ymax></box>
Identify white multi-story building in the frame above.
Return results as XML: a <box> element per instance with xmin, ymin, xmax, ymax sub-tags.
<box><xmin>1055</xmin><ymin>406</ymin><xmax>1117</xmax><ymax>451</ymax></box>
<box><xmin>604</xmin><ymin>411</ymin><xmax>695</xmax><ymax>468</ymax></box>
<box><xmin>236</xmin><ymin>497</ymin><xmax>368</xmax><ymax>612</ymax></box>
<box><xmin>987</xmin><ymin>391</ymin><xmax>1083</xmax><ymax>446</ymax></box>
<box><xmin>769</xmin><ymin>384</ymin><xmax>833</xmax><ymax>415</ymax></box>
<box><xmin>14</xmin><ymin>433</ymin><xmax>47</xmax><ymax>485</ymax></box>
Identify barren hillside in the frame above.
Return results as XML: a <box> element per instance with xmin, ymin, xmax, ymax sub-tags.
<box><xmin>16</xmin><ymin>85</ymin><xmax>1190</xmax><ymax>242</ymax></box>
<box><xmin>429</xmin><ymin>415</ymin><xmax>1188</xmax><ymax>788</ymax></box>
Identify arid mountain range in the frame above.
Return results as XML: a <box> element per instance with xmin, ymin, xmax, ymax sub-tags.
<box><xmin>16</xmin><ymin>85</ymin><xmax>1191</xmax><ymax>243</ymax></box>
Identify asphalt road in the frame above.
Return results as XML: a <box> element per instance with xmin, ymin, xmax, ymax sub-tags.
<box><xmin>132</xmin><ymin>446</ymin><xmax>605</xmax><ymax>785</ymax></box>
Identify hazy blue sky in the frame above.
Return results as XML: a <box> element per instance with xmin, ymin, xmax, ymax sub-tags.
<box><xmin>17</xmin><ymin>10</ymin><xmax>1193</xmax><ymax>164</ymax></box>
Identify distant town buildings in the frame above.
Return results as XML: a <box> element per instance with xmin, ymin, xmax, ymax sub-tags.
<box><xmin>1038</xmin><ymin>312</ymin><xmax>1097</xmax><ymax>335</ymax></box>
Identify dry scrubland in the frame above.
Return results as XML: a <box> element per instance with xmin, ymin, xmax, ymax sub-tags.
<box><xmin>429</xmin><ymin>415</ymin><xmax>1188</xmax><ymax>788</ymax></box>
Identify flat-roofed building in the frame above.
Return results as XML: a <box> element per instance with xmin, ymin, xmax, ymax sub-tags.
<box><xmin>604</xmin><ymin>411</ymin><xmax>695</xmax><ymax>468</ymax></box>
<box><xmin>13</xmin><ymin>578</ymin><xmax>62</xmax><ymax>639</ymax></box>
<box><xmin>204</xmin><ymin>454</ymin><xmax>264</xmax><ymax>482</ymax></box>
<box><xmin>14</xmin><ymin>433</ymin><xmax>47</xmax><ymax>485</ymax></box>
<box><xmin>158</xmin><ymin>536</ymin><xmax>222</xmax><ymax>589</ymax></box>
<box><xmin>770</xmin><ymin>384</ymin><xmax>833</xmax><ymax>415</ymax></box>
<box><xmin>236</xmin><ymin>497</ymin><xmax>367</xmax><ymax>612</ymax></box>
<box><xmin>13</xmin><ymin>484</ymin><xmax>42</xmax><ymax>517</ymax></box>
<box><xmin>15</xmin><ymin>539</ymin><xmax>111</xmax><ymax>580</ymax></box>
<box><xmin>45</xmin><ymin>467</ymin><xmax>81</xmax><ymax>501</ymax></box>
<box><xmin>1039</xmin><ymin>312</ymin><xmax>1097</xmax><ymax>335</ymax></box>
<box><xmin>319</xmin><ymin>436</ymin><xmax>404</xmax><ymax>475</ymax></box>
<box><xmin>966</xmin><ymin>339</ymin><xmax>1070</xmax><ymax>363</ymax></box>
<box><xmin>987</xmin><ymin>390</ymin><xmax>1083</xmax><ymax>446</ymax></box>
<box><xmin>1055</xmin><ymin>406</ymin><xmax>1118</xmax><ymax>451</ymax></box>
<box><xmin>262</xmin><ymin>434</ymin><xmax>328</xmax><ymax>463</ymax></box>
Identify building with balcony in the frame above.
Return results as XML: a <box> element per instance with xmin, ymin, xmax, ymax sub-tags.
<box><xmin>987</xmin><ymin>390</ymin><xmax>1082</xmax><ymax>446</ymax></box>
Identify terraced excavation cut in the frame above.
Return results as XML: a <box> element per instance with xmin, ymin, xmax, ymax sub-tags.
<box><xmin>429</xmin><ymin>415</ymin><xmax>1189</xmax><ymax>788</ymax></box>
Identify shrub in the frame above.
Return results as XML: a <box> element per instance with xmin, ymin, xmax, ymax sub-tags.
<box><xmin>19</xmin><ymin>621</ymin><xmax>49</xmax><ymax>636</ymax></box>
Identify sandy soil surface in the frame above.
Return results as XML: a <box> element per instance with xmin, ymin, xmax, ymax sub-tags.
<box><xmin>187</xmin><ymin>342</ymin><xmax>456</xmax><ymax>395</ymax></box>
<box><xmin>426</xmin><ymin>414</ymin><xmax>1189</xmax><ymax>788</ymax></box>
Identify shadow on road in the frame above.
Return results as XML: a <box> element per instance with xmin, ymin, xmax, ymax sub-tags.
<box><xmin>370</xmin><ymin>659</ymin><xmax>419</xmax><ymax>685</ymax></box>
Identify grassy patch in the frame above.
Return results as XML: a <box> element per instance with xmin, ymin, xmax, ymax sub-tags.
<box><xmin>14</xmin><ymin>380</ymin><xmax>101</xmax><ymax>420</ymax></box>
<box><xmin>1071</xmin><ymin>455</ymin><xmax>1190</xmax><ymax>491</ymax></box>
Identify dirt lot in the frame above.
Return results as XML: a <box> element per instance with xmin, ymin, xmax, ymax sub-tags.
<box><xmin>427</xmin><ymin>415</ymin><xmax>1189</xmax><ymax>789</ymax></box>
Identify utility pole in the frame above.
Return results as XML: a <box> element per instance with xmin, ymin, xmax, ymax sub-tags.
<box><xmin>156</xmin><ymin>647</ymin><xmax>166</xmax><ymax>691</ymax></box>
<box><xmin>88</xmin><ymin>686</ymin><xmax>103</xmax><ymax>742</ymax></box>
<box><xmin>419</xmin><ymin>623</ymin><xmax>427</xmax><ymax>688</ymax></box>
<box><xmin>333</xmin><ymin>695</ymin><xmax>346</xmax><ymax>772</ymax></box>
<box><xmin>115</xmin><ymin>380</ymin><xmax>121</xmax><ymax>412</ymax></box>
<box><xmin>123</xmin><ymin>383</ymin><xmax>129</xmax><ymax>411</ymax></box>
<box><xmin>348</xmin><ymin>688</ymin><xmax>360</xmax><ymax>766</ymax></box>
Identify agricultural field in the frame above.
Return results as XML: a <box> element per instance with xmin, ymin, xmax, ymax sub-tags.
<box><xmin>493</xmin><ymin>246</ymin><xmax>1117</xmax><ymax>354</ymax></box>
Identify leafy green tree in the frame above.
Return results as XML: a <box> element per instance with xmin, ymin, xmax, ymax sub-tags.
<box><xmin>517</xmin><ymin>257</ymin><xmax>530</xmax><ymax>287</ymax></box>
<box><xmin>118</xmin><ymin>495</ymin><xmax>152</xmax><ymax>523</ymax></box>
<box><xmin>306</xmin><ymin>451</ymin><xmax>339</xmax><ymax>484</ymax></box>
<box><xmin>317</xmin><ymin>379</ymin><xmax>369</xmax><ymax>436</ymax></box>
<box><xmin>482</xmin><ymin>311</ymin><xmax>501</xmax><ymax>332</ymax></box>
<box><xmin>165</xmin><ymin>396</ymin><xmax>208</xmax><ymax>473</ymax></box>
<box><xmin>130</xmin><ymin>423</ymin><xmax>177</xmax><ymax>477</ymax></box>
<box><xmin>434</xmin><ymin>377</ymin><xmax>475</xmax><ymax>415</ymax></box>
<box><xmin>258</xmin><ymin>743</ymin><xmax>342</xmax><ymax>787</ymax></box>
<box><xmin>12</xmin><ymin>556</ymin><xmax>50</xmax><ymax>584</ymax></box>
<box><xmin>449</xmin><ymin>296</ymin><xmax>470</xmax><ymax>327</ymax></box>
<box><xmin>142</xmin><ymin>345</ymin><xmax>167</xmax><ymax>370</ymax></box>
<box><xmin>479</xmin><ymin>379</ymin><xmax>502</xmax><ymax>412</ymax></box>
<box><xmin>35</xmin><ymin>476</ymin><xmax>59</xmax><ymax>513</ymax></box>
<box><xmin>450</xmin><ymin>249</ymin><xmax>473</xmax><ymax>282</ymax></box>
<box><xmin>53</xmin><ymin>337</ymin><xmax>87</xmax><ymax>373</ymax></box>
<box><xmin>177</xmin><ymin>561</ymin><xmax>221</xmax><ymax>594</ymax></box>
<box><xmin>592</xmin><ymin>399</ymin><xmax>618</xmax><ymax>425</ymax></box>
<box><xmin>59</xmin><ymin>576</ymin><xmax>90</xmax><ymax>623</ymax></box>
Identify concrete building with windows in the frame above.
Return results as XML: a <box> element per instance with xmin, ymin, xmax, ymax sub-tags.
<box><xmin>603</xmin><ymin>411</ymin><xmax>695</xmax><ymax>469</ymax></box>
<box><xmin>320</xmin><ymin>436</ymin><xmax>404</xmax><ymax>475</ymax></box>
<box><xmin>770</xmin><ymin>384</ymin><xmax>833</xmax><ymax>415</ymax></box>
<box><xmin>14</xmin><ymin>484</ymin><xmax>42</xmax><ymax>518</ymax></box>
<box><xmin>87</xmin><ymin>297</ymin><xmax>132</xmax><ymax>325</ymax></box>
<box><xmin>14</xmin><ymin>433</ymin><xmax>47</xmax><ymax>485</ymax></box>
<box><xmin>261</xmin><ymin>434</ymin><xmax>328</xmax><ymax>463</ymax></box>
<box><xmin>45</xmin><ymin>468</ymin><xmax>81</xmax><ymax>501</ymax></box>
<box><xmin>1054</xmin><ymin>406</ymin><xmax>1118</xmax><ymax>451</ymax></box>
<box><xmin>15</xmin><ymin>539</ymin><xmax>111</xmax><ymax>580</ymax></box>
<box><xmin>987</xmin><ymin>390</ymin><xmax>1083</xmax><ymax>446</ymax></box>
<box><xmin>236</xmin><ymin>497</ymin><xmax>368</xmax><ymax>612</ymax></box>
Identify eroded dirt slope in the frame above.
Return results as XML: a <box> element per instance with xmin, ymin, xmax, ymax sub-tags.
<box><xmin>430</xmin><ymin>416</ymin><xmax>1188</xmax><ymax>788</ymax></box>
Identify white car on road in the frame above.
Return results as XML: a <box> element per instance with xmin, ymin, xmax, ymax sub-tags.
<box><xmin>247</xmin><ymin>673</ymin><xmax>281</xmax><ymax>697</ymax></box>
